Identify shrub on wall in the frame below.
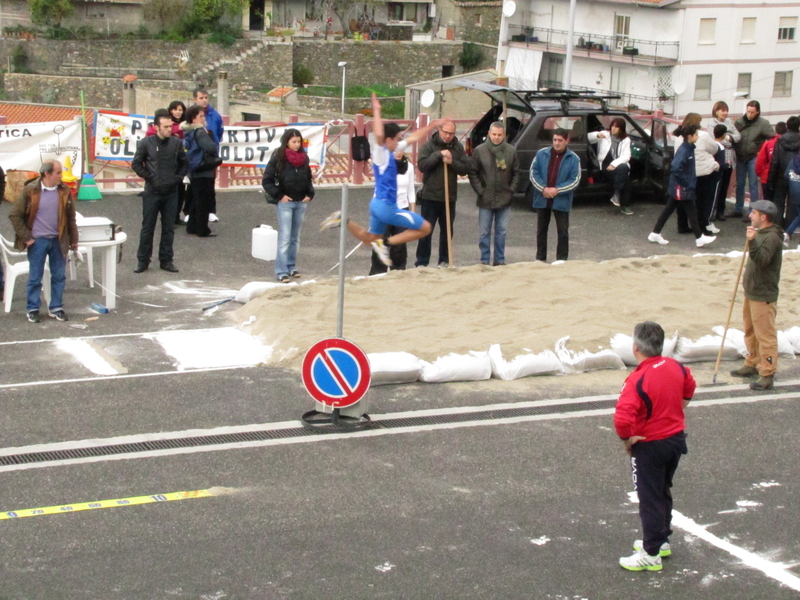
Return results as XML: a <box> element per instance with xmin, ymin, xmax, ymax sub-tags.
<box><xmin>293</xmin><ymin>63</ymin><xmax>314</xmax><ymax>87</ymax></box>
<box><xmin>458</xmin><ymin>42</ymin><xmax>483</xmax><ymax>72</ymax></box>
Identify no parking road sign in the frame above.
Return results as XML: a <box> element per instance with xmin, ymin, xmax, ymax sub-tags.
<box><xmin>302</xmin><ymin>338</ymin><xmax>371</xmax><ymax>408</ymax></box>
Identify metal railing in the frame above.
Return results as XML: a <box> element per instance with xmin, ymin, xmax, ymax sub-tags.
<box><xmin>509</xmin><ymin>25</ymin><xmax>679</xmax><ymax>64</ymax></box>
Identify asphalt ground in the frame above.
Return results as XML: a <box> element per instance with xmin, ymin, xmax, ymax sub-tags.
<box><xmin>0</xmin><ymin>186</ymin><xmax>798</xmax><ymax>599</ymax></box>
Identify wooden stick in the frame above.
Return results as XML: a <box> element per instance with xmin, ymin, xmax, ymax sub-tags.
<box><xmin>444</xmin><ymin>161</ymin><xmax>454</xmax><ymax>267</ymax></box>
<box><xmin>712</xmin><ymin>238</ymin><xmax>750</xmax><ymax>383</ymax></box>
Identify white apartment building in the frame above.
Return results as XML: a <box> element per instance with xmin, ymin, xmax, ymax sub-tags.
<box><xmin>496</xmin><ymin>0</ymin><xmax>800</xmax><ymax>120</ymax></box>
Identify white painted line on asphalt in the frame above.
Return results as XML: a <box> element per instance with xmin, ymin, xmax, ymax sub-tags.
<box><xmin>672</xmin><ymin>510</ymin><xmax>800</xmax><ymax>592</ymax></box>
<box><xmin>54</xmin><ymin>339</ymin><xmax>126</xmax><ymax>376</ymax></box>
<box><xmin>0</xmin><ymin>365</ymin><xmax>253</xmax><ymax>390</ymax></box>
<box><xmin>0</xmin><ymin>327</ymin><xmax>228</xmax><ymax>346</ymax></box>
<box><xmin>0</xmin><ymin>389</ymin><xmax>796</xmax><ymax>473</ymax></box>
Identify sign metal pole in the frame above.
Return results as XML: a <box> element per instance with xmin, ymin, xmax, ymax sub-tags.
<box><xmin>336</xmin><ymin>184</ymin><xmax>348</xmax><ymax>338</ymax></box>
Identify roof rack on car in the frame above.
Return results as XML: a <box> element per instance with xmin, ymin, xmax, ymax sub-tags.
<box><xmin>523</xmin><ymin>89</ymin><xmax>623</xmax><ymax>114</ymax></box>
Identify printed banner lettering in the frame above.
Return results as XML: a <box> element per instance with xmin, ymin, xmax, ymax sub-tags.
<box><xmin>94</xmin><ymin>111</ymin><xmax>325</xmax><ymax>167</ymax></box>
<box><xmin>0</xmin><ymin>120</ymin><xmax>83</xmax><ymax>176</ymax></box>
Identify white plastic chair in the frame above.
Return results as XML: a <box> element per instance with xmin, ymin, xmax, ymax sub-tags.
<box><xmin>1</xmin><ymin>234</ymin><xmax>50</xmax><ymax>313</ymax></box>
<box><xmin>71</xmin><ymin>213</ymin><xmax>95</xmax><ymax>287</ymax></box>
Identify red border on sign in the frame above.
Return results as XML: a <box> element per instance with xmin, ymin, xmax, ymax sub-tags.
<box><xmin>301</xmin><ymin>338</ymin><xmax>371</xmax><ymax>408</ymax></box>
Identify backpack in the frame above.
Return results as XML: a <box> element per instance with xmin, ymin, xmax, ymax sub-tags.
<box><xmin>352</xmin><ymin>135</ymin><xmax>370</xmax><ymax>162</ymax></box>
<box><xmin>183</xmin><ymin>130</ymin><xmax>205</xmax><ymax>172</ymax></box>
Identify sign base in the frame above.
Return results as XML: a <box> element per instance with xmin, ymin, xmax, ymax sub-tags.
<box><xmin>301</xmin><ymin>408</ymin><xmax>371</xmax><ymax>433</ymax></box>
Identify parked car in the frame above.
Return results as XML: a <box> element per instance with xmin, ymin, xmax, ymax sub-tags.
<box><xmin>460</xmin><ymin>82</ymin><xmax>674</xmax><ymax>201</ymax></box>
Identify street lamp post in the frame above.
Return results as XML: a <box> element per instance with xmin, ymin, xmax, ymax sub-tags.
<box><xmin>338</xmin><ymin>61</ymin><xmax>347</xmax><ymax>114</ymax></box>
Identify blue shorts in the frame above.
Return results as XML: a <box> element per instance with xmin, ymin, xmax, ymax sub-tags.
<box><xmin>368</xmin><ymin>197</ymin><xmax>425</xmax><ymax>235</ymax></box>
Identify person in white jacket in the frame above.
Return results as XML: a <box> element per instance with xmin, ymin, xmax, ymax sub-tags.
<box><xmin>672</xmin><ymin>113</ymin><xmax>721</xmax><ymax>236</ymax></box>
<box><xmin>588</xmin><ymin>118</ymin><xmax>633</xmax><ymax>215</ymax></box>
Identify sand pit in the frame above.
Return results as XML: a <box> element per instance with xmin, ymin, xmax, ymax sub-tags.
<box><xmin>232</xmin><ymin>252</ymin><xmax>800</xmax><ymax>370</ymax></box>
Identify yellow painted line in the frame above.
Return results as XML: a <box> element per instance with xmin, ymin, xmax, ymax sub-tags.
<box><xmin>0</xmin><ymin>489</ymin><xmax>212</xmax><ymax>520</ymax></box>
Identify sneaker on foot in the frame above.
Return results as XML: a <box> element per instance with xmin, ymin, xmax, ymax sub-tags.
<box><xmin>730</xmin><ymin>365</ymin><xmax>758</xmax><ymax>377</ymax></box>
<box><xmin>437</xmin><ymin>261</ymin><xmax>449</xmax><ymax>268</ymax></box>
<box><xmin>621</xmin><ymin>206</ymin><xmax>634</xmax><ymax>216</ymax></box>
<box><xmin>49</xmin><ymin>309</ymin><xmax>68</xmax><ymax>322</ymax></box>
<box><xmin>209</xmin><ymin>213</ymin><xmax>219</xmax><ymax>222</ymax></box>
<box><xmin>26</xmin><ymin>310</ymin><xmax>41</xmax><ymax>323</ymax></box>
<box><xmin>707</xmin><ymin>223</ymin><xmax>721</xmax><ymax>234</ymax></box>
<box><xmin>648</xmin><ymin>232</ymin><xmax>669</xmax><ymax>245</ymax></box>
<box><xmin>696</xmin><ymin>234</ymin><xmax>716</xmax><ymax>247</ymax></box>
<box><xmin>633</xmin><ymin>540</ymin><xmax>671</xmax><ymax>558</ymax></box>
<box><xmin>784</xmin><ymin>233</ymin><xmax>790</xmax><ymax>248</ymax></box>
<box><xmin>320</xmin><ymin>210</ymin><xmax>342</xmax><ymax>231</ymax></box>
<box><xmin>619</xmin><ymin>549</ymin><xmax>662</xmax><ymax>571</ymax></box>
<box><xmin>290</xmin><ymin>270</ymin><xmax>301</xmax><ymax>278</ymax></box>
<box><xmin>750</xmin><ymin>375</ymin><xmax>774</xmax><ymax>391</ymax></box>
<box><xmin>610</xmin><ymin>192</ymin><xmax>621</xmax><ymax>207</ymax></box>
<box><xmin>371</xmin><ymin>239</ymin><xmax>392</xmax><ymax>266</ymax></box>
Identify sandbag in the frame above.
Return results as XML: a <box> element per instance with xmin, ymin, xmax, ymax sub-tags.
<box><xmin>234</xmin><ymin>281</ymin><xmax>285</xmax><ymax>303</ymax></box>
<box><xmin>368</xmin><ymin>352</ymin><xmax>422</xmax><ymax>386</ymax></box>
<box><xmin>673</xmin><ymin>334</ymin><xmax>740</xmax><ymax>363</ymax></box>
<box><xmin>711</xmin><ymin>326</ymin><xmax>795</xmax><ymax>359</ymax></box>
<box><xmin>419</xmin><ymin>351</ymin><xmax>492</xmax><ymax>383</ymax></box>
<box><xmin>555</xmin><ymin>336</ymin><xmax>626</xmax><ymax>374</ymax></box>
<box><xmin>784</xmin><ymin>326</ymin><xmax>800</xmax><ymax>353</ymax></box>
<box><xmin>488</xmin><ymin>344</ymin><xmax>564</xmax><ymax>380</ymax></box>
<box><xmin>610</xmin><ymin>331</ymin><xmax>678</xmax><ymax>366</ymax></box>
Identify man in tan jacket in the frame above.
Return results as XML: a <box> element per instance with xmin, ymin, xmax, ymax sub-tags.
<box><xmin>8</xmin><ymin>160</ymin><xmax>78</xmax><ymax>322</ymax></box>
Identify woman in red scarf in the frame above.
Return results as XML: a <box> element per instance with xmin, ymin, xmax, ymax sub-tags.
<box><xmin>261</xmin><ymin>129</ymin><xmax>315</xmax><ymax>283</ymax></box>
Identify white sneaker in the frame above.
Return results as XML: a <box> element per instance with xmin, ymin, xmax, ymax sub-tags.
<box><xmin>610</xmin><ymin>192</ymin><xmax>620</xmax><ymax>207</ymax></box>
<box><xmin>209</xmin><ymin>213</ymin><xmax>219</xmax><ymax>222</ymax></box>
<box><xmin>371</xmin><ymin>239</ymin><xmax>392</xmax><ymax>267</ymax></box>
<box><xmin>707</xmin><ymin>223</ymin><xmax>720</xmax><ymax>234</ymax></box>
<box><xmin>784</xmin><ymin>232</ymin><xmax>790</xmax><ymax>248</ymax></box>
<box><xmin>648</xmin><ymin>232</ymin><xmax>669</xmax><ymax>245</ymax></box>
<box><xmin>633</xmin><ymin>540</ymin><xmax>671</xmax><ymax>557</ymax></box>
<box><xmin>183</xmin><ymin>214</ymin><xmax>190</xmax><ymax>223</ymax></box>
<box><xmin>619</xmin><ymin>549</ymin><xmax>662</xmax><ymax>571</ymax></box>
<box><xmin>320</xmin><ymin>210</ymin><xmax>342</xmax><ymax>231</ymax></box>
<box><xmin>696</xmin><ymin>234</ymin><xmax>716</xmax><ymax>247</ymax></box>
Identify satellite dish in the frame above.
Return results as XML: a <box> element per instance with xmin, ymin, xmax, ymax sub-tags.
<box><xmin>672</xmin><ymin>79</ymin><xmax>686</xmax><ymax>95</ymax></box>
<box><xmin>502</xmin><ymin>0</ymin><xmax>516</xmax><ymax>17</ymax></box>
<box><xmin>420</xmin><ymin>89</ymin><xmax>436</xmax><ymax>108</ymax></box>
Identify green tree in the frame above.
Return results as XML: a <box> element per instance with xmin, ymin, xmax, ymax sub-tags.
<box><xmin>28</xmin><ymin>0</ymin><xmax>74</xmax><ymax>27</ymax></box>
<box><xmin>194</xmin><ymin>0</ymin><xmax>247</xmax><ymax>23</ymax></box>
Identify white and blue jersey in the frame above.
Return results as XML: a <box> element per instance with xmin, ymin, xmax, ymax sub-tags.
<box><xmin>368</xmin><ymin>140</ymin><xmax>425</xmax><ymax>234</ymax></box>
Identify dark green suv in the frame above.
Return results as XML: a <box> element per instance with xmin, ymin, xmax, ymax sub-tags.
<box><xmin>462</xmin><ymin>82</ymin><xmax>674</xmax><ymax>201</ymax></box>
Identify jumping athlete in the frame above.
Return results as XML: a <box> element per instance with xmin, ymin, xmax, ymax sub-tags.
<box><xmin>321</xmin><ymin>94</ymin><xmax>443</xmax><ymax>267</ymax></box>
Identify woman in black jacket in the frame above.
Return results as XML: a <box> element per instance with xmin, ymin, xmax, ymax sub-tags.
<box><xmin>262</xmin><ymin>128</ymin><xmax>315</xmax><ymax>283</ymax></box>
<box><xmin>182</xmin><ymin>104</ymin><xmax>220</xmax><ymax>237</ymax></box>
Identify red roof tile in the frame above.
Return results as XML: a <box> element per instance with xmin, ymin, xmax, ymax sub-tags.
<box><xmin>0</xmin><ymin>102</ymin><xmax>94</xmax><ymax>125</ymax></box>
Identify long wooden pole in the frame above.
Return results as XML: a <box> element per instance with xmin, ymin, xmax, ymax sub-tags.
<box><xmin>444</xmin><ymin>162</ymin><xmax>454</xmax><ymax>267</ymax></box>
<box><xmin>712</xmin><ymin>238</ymin><xmax>750</xmax><ymax>383</ymax></box>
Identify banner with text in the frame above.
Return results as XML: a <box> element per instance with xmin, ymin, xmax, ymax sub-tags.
<box><xmin>94</xmin><ymin>111</ymin><xmax>326</xmax><ymax>167</ymax></box>
<box><xmin>0</xmin><ymin>119</ymin><xmax>83</xmax><ymax>176</ymax></box>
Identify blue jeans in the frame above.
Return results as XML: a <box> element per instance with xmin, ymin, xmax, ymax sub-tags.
<box><xmin>27</xmin><ymin>237</ymin><xmax>66</xmax><ymax>312</ymax></box>
<box><xmin>735</xmin><ymin>157</ymin><xmax>758</xmax><ymax>214</ymax></box>
<box><xmin>478</xmin><ymin>206</ymin><xmax>511</xmax><ymax>264</ymax></box>
<box><xmin>275</xmin><ymin>201</ymin><xmax>307</xmax><ymax>278</ymax></box>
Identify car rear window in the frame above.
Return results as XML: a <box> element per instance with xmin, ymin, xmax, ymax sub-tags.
<box><xmin>538</xmin><ymin>116</ymin><xmax>585</xmax><ymax>143</ymax></box>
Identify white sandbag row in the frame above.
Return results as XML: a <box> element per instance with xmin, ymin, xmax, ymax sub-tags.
<box><xmin>367</xmin><ymin>339</ymin><xmax>625</xmax><ymax>385</ymax></box>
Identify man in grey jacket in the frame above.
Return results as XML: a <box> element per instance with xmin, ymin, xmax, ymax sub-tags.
<box><xmin>468</xmin><ymin>122</ymin><xmax>520</xmax><ymax>265</ymax></box>
<box><xmin>415</xmin><ymin>120</ymin><xmax>472</xmax><ymax>267</ymax></box>
<box><xmin>733</xmin><ymin>100</ymin><xmax>774</xmax><ymax>218</ymax></box>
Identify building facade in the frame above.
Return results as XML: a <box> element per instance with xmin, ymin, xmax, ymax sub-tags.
<box><xmin>496</xmin><ymin>0</ymin><xmax>799</xmax><ymax>120</ymax></box>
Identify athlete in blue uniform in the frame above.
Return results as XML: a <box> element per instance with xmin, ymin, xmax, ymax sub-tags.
<box><xmin>322</xmin><ymin>94</ymin><xmax>442</xmax><ymax>267</ymax></box>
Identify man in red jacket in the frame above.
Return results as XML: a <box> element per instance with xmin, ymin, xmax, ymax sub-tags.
<box><xmin>614</xmin><ymin>321</ymin><xmax>696</xmax><ymax>572</ymax></box>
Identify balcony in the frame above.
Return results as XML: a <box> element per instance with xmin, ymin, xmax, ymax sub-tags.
<box><xmin>537</xmin><ymin>80</ymin><xmax>676</xmax><ymax>115</ymax></box>
<box><xmin>508</xmin><ymin>26</ymin><xmax>679</xmax><ymax>66</ymax></box>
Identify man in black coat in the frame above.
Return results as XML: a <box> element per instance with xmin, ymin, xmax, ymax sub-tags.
<box><xmin>415</xmin><ymin>120</ymin><xmax>472</xmax><ymax>267</ymax></box>
<box><xmin>132</xmin><ymin>114</ymin><xmax>189</xmax><ymax>273</ymax></box>
<box><xmin>767</xmin><ymin>115</ymin><xmax>800</xmax><ymax>227</ymax></box>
